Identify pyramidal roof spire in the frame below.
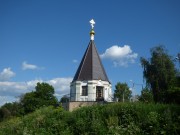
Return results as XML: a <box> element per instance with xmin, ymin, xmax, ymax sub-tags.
<box><xmin>89</xmin><ymin>19</ymin><xmax>95</xmax><ymax>40</ymax></box>
<box><xmin>72</xmin><ymin>19</ymin><xmax>110</xmax><ymax>83</ymax></box>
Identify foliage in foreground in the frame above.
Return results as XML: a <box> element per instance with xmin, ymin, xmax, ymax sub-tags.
<box><xmin>0</xmin><ymin>103</ymin><xmax>179</xmax><ymax>135</ymax></box>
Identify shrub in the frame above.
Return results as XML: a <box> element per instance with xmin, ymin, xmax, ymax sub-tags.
<box><xmin>0</xmin><ymin>103</ymin><xmax>179</xmax><ymax>135</ymax></box>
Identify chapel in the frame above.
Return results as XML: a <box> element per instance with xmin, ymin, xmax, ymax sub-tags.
<box><xmin>70</xmin><ymin>19</ymin><xmax>112</xmax><ymax>103</ymax></box>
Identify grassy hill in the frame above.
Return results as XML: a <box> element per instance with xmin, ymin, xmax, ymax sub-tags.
<box><xmin>0</xmin><ymin>102</ymin><xmax>179</xmax><ymax>135</ymax></box>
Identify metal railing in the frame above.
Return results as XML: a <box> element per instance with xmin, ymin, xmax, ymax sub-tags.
<box><xmin>69</xmin><ymin>92</ymin><xmax>114</xmax><ymax>102</ymax></box>
<box><xmin>69</xmin><ymin>93</ymin><xmax>103</xmax><ymax>101</ymax></box>
<box><xmin>62</xmin><ymin>92</ymin><xmax>114</xmax><ymax>102</ymax></box>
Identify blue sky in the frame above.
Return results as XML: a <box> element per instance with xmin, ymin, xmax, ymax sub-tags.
<box><xmin>0</xmin><ymin>0</ymin><xmax>180</xmax><ymax>106</ymax></box>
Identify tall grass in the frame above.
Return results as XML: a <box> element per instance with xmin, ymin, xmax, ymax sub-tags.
<box><xmin>0</xmin><ymin>103</ymin><xmax>179</xmax><ymax>135</ymax></box>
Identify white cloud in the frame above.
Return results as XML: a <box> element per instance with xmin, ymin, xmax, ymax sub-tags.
<box><xmin>0</xmin><ymin>68</ymin><xmax>16</xmax><ymax>81</ymax></box>
<box><xmin>47</xmin><ymin>78</ymin><xmax>72</xmax><ymax>97</ymax></box>
<box><xmin>0</xmin><ymin>96</ymin><xmax>17</xmax><ymax>106</ymax></box>
<box><xmin>0</xmin><ymin>77</ymin><xmax>72</xmax><ymax>106</ymax></box>
<box><xmin>100</xmin><ymin>45</ymin><xmax>138</xmax><ymax>67</ymax></box>
<box><xmin>22</xmin><ymin>61</ymin><xmax>43</xmax><ymax>70</ymax></box>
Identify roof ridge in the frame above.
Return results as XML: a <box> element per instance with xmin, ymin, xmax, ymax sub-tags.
<box><xmin>76</xmin><ymin>41</ymin><xmax>92</xmax><ymax>80</ymax></box>
<box><xmin>93</xmin><ymin>41</ymin><xmax>109</xmax><ymax>82</ymax></box>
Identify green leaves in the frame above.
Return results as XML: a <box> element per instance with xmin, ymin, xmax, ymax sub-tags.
<box><xmin>139</xmin><ymin>87</ymin><xmax>154</xmax><ymax>103</ymax></box>
<box><xmin>140</xmin><ymin>45</ymin><xmax>178</xmax><ymax>103</ymax></box>
<box><xmin>0</xmin><ymin>102</ymin><xmax>22</xmax><ymax>122</ymax></box>
<box><xmin>114</xmin><ymin>82</ymin><xmax>132</xmax><ymax>102</ymax></box>
<box><xmin>0</xmin><ymin>103</ymin><xmax>179</xmax><ymax>135</ymax></box>
<box><xmin>20</xmin><ymin>82</ymin><xmax>58</xmax><ymax>114</ymax></box>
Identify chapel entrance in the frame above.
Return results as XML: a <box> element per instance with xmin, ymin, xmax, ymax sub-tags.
<box><xmin>96</xmin><ymin>86</ymin><xmax>104</xmax><ymax>101</ymax></box>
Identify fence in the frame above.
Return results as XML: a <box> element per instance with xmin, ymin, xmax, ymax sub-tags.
<box><xmin>68</xmin><ymin>92</ymin><xmax>113</xmax><ymax>102</ymax></box>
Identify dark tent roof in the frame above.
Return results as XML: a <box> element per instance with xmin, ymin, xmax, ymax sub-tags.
<box><xmin>73</xmin><ymin>40</ymin><xmax>110</xmax><ymax>83</ymax></box>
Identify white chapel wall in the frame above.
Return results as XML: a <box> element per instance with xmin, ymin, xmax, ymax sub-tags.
<box><xmin>70</xmin><ymin>80</ymin><xmax>112</xmax><ymax>102</ymax></box>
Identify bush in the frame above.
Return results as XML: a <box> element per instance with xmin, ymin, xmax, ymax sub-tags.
<box><xmin>0</xmin><ymin>103</ymin><xmax>179</xmax><ymax>135</ymax></box>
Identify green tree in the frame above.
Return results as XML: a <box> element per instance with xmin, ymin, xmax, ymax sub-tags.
<box><xmin>60</xmin><ymin>95</ymin><xmax>69</xmax><ymax>103</ymax></box>
<box><xmin>0</xmin><ymin>102</ymin><xmax>21</xmax><ymax>121</ymax></box>
<box><xmin>114</xmin><ymin>82</ymin><xmax>132</xmax><ymax>102</ymax></box>
<box><xmin>20</xmin><ymin>92</ymin><xmax>37</xmax><ymax>114</ymax></box>
<box><xmin>140</xmin><ymin>45</ymin><xmax>177</xmax><ymax>103</ymax></box>
<box><xmin>35</xmin><ymin>82</ymin><xmax>58</xmax><ymax>106</ymax></box>
<box><xmin>20</xmin><ymin>82</ymin><xmax>58</xmax><ymax>114</ymax></box>
<box><xmin>166</xmin><ymin>75</ymin><xmax>180</xmax><ymax>104</ymax></box>
<box><xmin>139</xmin><ymin>87</ymin><xmax>154</xmax><ymax>103</ymax></box>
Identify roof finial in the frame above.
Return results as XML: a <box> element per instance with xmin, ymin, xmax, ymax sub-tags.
<box><xmin>90</xmin><ymin>19</ymin><xmax>95</xmax><ymax>29</ymax></box>
<box><xmin>89</xmin><ymin>19</ymin><xmax>95</xmax><ymax>40</ymax></box>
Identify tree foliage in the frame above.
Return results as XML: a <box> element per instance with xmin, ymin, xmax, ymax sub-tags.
<box><xmin>60</xmin><ymin>95</ymin><xmax>69</xmax><ymax>103</ymax></box>
<box><xmin>166</xmin><ymin>75</ymin><xmax>180</xmax><ymax>104</ymax></box>
<box><xmin>114</xmin><ymin>82</ymin><xmax>132</xmax><ymax>102</ymax></box>
<box><xmin>20</xmin><ymin>82</ymin><xmax>58</xmax><ymax>114</ymax></box>
<box><xmin>140</xmin><ymin>45</ymin><xmax>179</xmax><ymax>103</ymax></box>
<box><xmin>0</xmin><ymin>82</ymin><xmax>58</xmax><ymax>121</ymax></box>
<box><xmin>0</xmin><ymin>102</ymin><xmax>21</xmax><ymax>121</ymax></box>
<box><xmin>138</xmin><ymin>87</ymin><xmax>154</xmax><ymax>103</ymax></box>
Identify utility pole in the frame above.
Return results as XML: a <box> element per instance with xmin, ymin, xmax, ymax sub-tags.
<box><xmin>175</xmin><ymin>53</ymin><xmax>180</xmax><ymax>68</ymax></box>
<box><xmin>123</xmin><ymin>90</ymin><xmax>124</xmax><ymax>102</ymax></box>
<box><xmin>130</xmin><ymin>80</ymin><xmax>143</xmax><ymax>102</ymax></box>
<box><xmin>130</xmin><ymin>80</ymin><xmax>135</xmax><ymax>102</ymax></box>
